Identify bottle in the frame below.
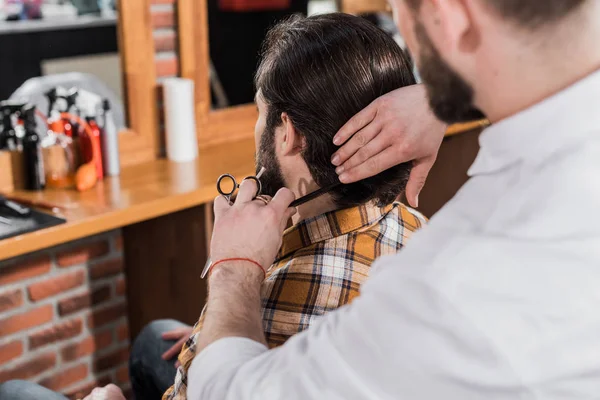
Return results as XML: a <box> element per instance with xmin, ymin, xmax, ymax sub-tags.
<box><xmin>85</xmin><ymin>116</ymin><xmax>104</xmax><ymax>181</ymax></box>
<box><xmin>21</xmin><ymin>105</ymin><xmax>46</xmax><ymax>190</ymax></box>
<box><xmin>45</xmin><ymin>88</ymin><xmax>65</xmax><ymax>135</ymax></box>
<box><xmin>99</xmin><ymin>99</ymin><xmax>120</xmax><ymax>176</ymax></box>
<box><xmin>65</xmin><ymin>89</ymin><xmax>80</xmax><ymax>138</ymax></box>
<box><xmin>0</xmin><ymin>101</ymin><xmax>24</xmax><ymax>151</ymax></box>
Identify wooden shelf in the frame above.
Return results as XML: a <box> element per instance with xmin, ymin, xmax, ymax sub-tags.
<box><xmin>0</xmin><ymin>138</ymin><xmax>256</xmax><ymax>262</ymax></box>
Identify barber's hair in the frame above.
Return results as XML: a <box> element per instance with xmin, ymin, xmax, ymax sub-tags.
<box><xmin>406</xmin><ymin>0</ymin><xmax>587</xmax><ymax>27</ymax></box>
<box><xmin>255</xmin><ymin>13</ymin><xmax>416</xmax><ymax>209</ymax></box>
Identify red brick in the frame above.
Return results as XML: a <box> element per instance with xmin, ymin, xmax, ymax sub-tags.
<box><xmin>115</xmin><ymin>277</ymin><xmax>127</xmax><ymax>296</ymax></box>
<box><xmin>56</xmin><ymin>241</ymin><xmax>109</xmax><ymax>267</ymax></box>
<box><xmin>65</xmin><ymin>376</ymin><xmax>112</xmax><ymax>400</ymax></box>
<box><xmin>29</xmin><ymin>318</ymin><xmax>83</xmax><ymax>349</ymax></box>
<box><xmin>154</xmin><ymin>32</ymin><xmax>176</xmax><ymax>52</ymax></box>
<box><xmin>90</xmin><ymin>258</ymin><xmax>123</xmax><ymax>280</ymax></box>
<box><xmin>28</xmin><ymin>270</ymin><xmax>85</xmax><ymax>301</ymax></box>
<box><xmin>0</xmin><ymin>352</ymin><xmax>56</xmax><ymax>381</ymax></box>
<box><xmin>116</xmin><ymin>365</ymin><xmax>129</xmax><ymax>384</ymax></box>
<box><xmin>61</xmin><ymin>330</ymin><xmax>113</xmax><ymax>362</ymax></box>
<box><xmin>39</xmin><ymin>363</ymin><xmax>89</xmax><ymax>391</ymax></box>
<box><xmin>58</xmin><ymin>286</ymin><xmax>112</xmax><ymax>316</ymax></box>
<box><xmin>0</xmin><ymin>256</ymin><xmax>51</xmax><ymax>285</ymax></box>
<box><xmin>156</xmin><ymin>57</ymin><xmax>179</xmax><ymax>77</ymax></box>
<box><xmin>0</xmin><ymin>341</ymin><xmax>23</xmax><ymax>364</ymax></box>
<box><xmin>151</xmin><ymin>10</ymin><xmax>174</xmax><ymax>29</ymax></box>
<box><xmin>117</xmin><ymin>322</ymin><xmax>129</xmax><ymax>342</ymax></box>
<box><xmin>94</xmin><ymin>347</ymin><xmax>129</xmax><ymax>373</ymax></box>
<box><xmin>88</xmin><ymin>302</ymin><xmax>127</xmax><ymax>329</ymax></box>
<box><xmin>0</xmin><ymin>289</ymin><xmax>23</xmax><ymax>313</ymax></box>
<box><xmin>0</xmin><ymin>305</ymin><xmax>53</xmax><ymax>337</ymax></box>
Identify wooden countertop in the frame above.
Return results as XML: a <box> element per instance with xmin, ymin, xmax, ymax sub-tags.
<box><xmin>0</xmin><ymin>138</ymin><xmax>256</xmax><ymax>262</ymax></box>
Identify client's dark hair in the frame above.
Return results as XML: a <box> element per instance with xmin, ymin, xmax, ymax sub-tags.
<box><xmin>256</xmin><ymin>13</ymin><xmax>416</xmax><ymax>209</ymax></box>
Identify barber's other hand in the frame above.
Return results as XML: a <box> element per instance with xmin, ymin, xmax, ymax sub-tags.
<box><xmin>331</xmin><ymin>84</ymin><xmax>446</xmax><ymax>208</ymax></box>
<box><xmin>82</xmin><ymin>384</ymin><xmax>126</xmax><ymax>400</ymax></box>
<box><xmin>161</xmin><ymin>326</ymin><xmax>193</xmax><ymax>362</ymax></box>
<box><xmin>211</xmin><ymin>180</ymin><xmax>296</xmax><ymax>279</ymax></box>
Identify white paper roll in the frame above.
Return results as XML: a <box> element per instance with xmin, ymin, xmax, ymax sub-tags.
<box><xmin>163</xmin><ymin>78</ymin><xmax>199</xmax><ymax>163</ymax></box>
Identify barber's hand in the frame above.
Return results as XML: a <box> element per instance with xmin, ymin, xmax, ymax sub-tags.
<box><xmin>82</xmin><ymin>384</ymin><xmax>126</xmax><ymax>400</ymax></box>
<box><xmin>210</xmin><ymin>180</ymin><xmax>296</xmax><ymax>279</ymax></box>
<box><xmin>161</xmin><ymin>326</ymin><xmax>193</xmax><ymax>362</ymax></box>
<box><xmin>331</xmin><ymin>84</ymin><xmax>446</xmax><ymax>208</ymax></box>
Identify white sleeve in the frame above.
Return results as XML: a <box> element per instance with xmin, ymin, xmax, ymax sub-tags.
<box><xmin>186</xmin><ymin>248</ymin><xmax>521</xmax><ymax>400</ymax></box>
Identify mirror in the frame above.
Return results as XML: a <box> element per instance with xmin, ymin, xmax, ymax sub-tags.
<box><xmin>0</xmin><ymin>0</ymin><xmax>160</xmax><ymax>167</ymax></box>
<box><xmin>178</xmin><ymin>0</ymin><xmax>395</xmax><ymax>148</ymax></box>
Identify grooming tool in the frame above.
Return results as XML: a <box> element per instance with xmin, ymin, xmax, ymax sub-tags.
<box><xmin>216</xmin><ymin>167</ymin><xmax>265</xmax><ymax>204</ymax></box>
<box><xmin>202</xmin><ymin>168</ymin><xmax>266</xmax><ymax>279</ymax></box>
<box><xmin>0</xmin><ymin>195</ymin><xmax>31</xmax><ymax>217</ymax></box>
<box><xmin>290</xmin><ymin>182</ymin><xmax>341</xmax><ymax>208</ymax></box>
<box><xmin>22</xmin><ymin>104</ymin><xmax>46</xmax><ymax>190</ymax></box>
<box><xmin>2</xmin><ymin>195</ymin><xmax>77</xmax><ymax>213</ymax></box>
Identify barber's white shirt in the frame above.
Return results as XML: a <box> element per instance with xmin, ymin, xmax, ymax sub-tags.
<box><xmin>188</xmin><ymin>71</ymin><xmax>600</xmax><ymax>399</ymax></box>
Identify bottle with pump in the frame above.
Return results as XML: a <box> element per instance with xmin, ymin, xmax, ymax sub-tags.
<box><xmin>99</xmin><ymin>99</ymin><xmax>120</xmax><ymax>176</ymax></box>
<box><xmin>45</xmin><ymin>88</ymin><xmax>65</xmax><ymax>135</ymax></box>
<box><xmin>65</xmin><ymin>89</ymin><xmax>80</xmax><ymax>138</ymax></box>
<box><xmin>0</xmin><ymin>101</ymin><xmax>25</xmax><ymax>151</ymax></box>
<box><xmin>21</xmin><ymin>104</ymin><xmax>46</xmax><ymax>190</ymax></box>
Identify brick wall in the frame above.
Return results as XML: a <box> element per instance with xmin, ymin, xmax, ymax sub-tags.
<box><xmin>0</xmin><ymin>230</ymin><xmax>130</xmax><ymax>399</ymax></box>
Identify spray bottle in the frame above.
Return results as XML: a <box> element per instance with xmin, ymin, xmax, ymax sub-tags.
<box><xmin>21</xmin><ymin>104</ymin><xmax>46</xmax><ymax>190</ymax></box>
<box><xmin>0</xmin><ymin>101</ymin><xmax>26</xmax><ymax>151</ymax></box>
<box><xmin>65</xmin><ymin>89</ymin><xmax>80</xmax><ymax>138</ymax></box>
<box><xmin>45</xmin><ymin>88</ymin><xmax>65</xmax><ymax>135</ymax></box>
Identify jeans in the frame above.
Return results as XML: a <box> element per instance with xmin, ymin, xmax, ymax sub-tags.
<box><xmin>130</xmin><ymin>319</ymin><xmax>190</xmax><ymax>400</ymax></box>
<box><xmin>0</xmin><ymin>380</ymin><xmax>68</xmax><ymax>400</ymax></box>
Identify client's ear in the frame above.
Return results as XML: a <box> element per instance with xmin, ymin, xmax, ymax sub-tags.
<box><xmin>280</xmin><ymin>112</ymin><xmax>304</xmax><ymax>156</ymax></box>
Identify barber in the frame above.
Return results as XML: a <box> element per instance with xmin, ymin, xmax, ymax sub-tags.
<box><xmin>95</xmin><ymin>0</ymin><xmax>600</xmax><ymax>398</ymax></box>
<box><xmin>188</xmin><ymin>0</ymin><xmax>600</xmax><ymax>398</ymax></box>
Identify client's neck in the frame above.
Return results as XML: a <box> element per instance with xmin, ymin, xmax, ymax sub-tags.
<box><xmin>291</xmin><ymin>189</ymin><xmax>337</xmax><ymax>225</ymax></box>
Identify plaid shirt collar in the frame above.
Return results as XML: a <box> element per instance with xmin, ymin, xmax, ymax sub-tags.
<box><xmin>276</xmin><ymin>202</ymin><xmax>395</xmax><ymax>262</ymax></box>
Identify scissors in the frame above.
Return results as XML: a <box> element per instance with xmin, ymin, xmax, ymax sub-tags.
<box><xmin>216</xmin><ymin>167</ymin><xmax>265</xmax><ymax>205</ymax></box>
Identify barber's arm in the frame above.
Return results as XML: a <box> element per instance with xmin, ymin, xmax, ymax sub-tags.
<box><xmin>331</xmin><ymin>84</ymin><xmax>447</xmax><ymax>208</ymax></box>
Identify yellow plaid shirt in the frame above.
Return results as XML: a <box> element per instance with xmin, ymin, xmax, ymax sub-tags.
<box><xmin>163</xmin><ymin>201</ymin><xmax>426</xmax><ymax>399</ymax></box>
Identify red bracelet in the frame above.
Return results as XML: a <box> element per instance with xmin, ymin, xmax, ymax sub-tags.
<box><xmin>209</xmin><ymin>258</ymin><xmax>266</xmax><ymax>279</ymax></box>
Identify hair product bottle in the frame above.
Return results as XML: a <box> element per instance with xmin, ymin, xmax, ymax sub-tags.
<box><xmin>21</xmin><ymin>105</ymin><xmax>46</xmax><ymax>190</ymax></box>
<box><xmin>99</xmin><ymin>99</ymin><xmax>120</xmax><ymax>176</ymax></box>
<box><xmin>0</xmin><ymin>102</ymin><xmax>24</xmax><ymax>151</ymax></box>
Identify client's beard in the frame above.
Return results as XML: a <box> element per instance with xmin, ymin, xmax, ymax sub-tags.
<box><xmin>256</xmin><ymin>124</ymin><xmax>287</xmax><ymax>198</ymax></box>
<box><xmin>414</xmin><ymin>21</ymin><xmax>485</xmax><ymax>123</ymax></box>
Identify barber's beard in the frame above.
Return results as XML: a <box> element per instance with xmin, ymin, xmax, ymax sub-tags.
<box><xmin>256</xmin><ymin>125</ymin><xmax>287</xmax><ymax>198</ymax></box>
<box><xmin>414</xmin><ymin>22</ymin><xmax>485</xmax><ymax>123</ymax></box>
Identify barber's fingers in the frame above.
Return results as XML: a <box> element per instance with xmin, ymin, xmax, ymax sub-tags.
<box><xmin>338</xmin><ymin>146</ymin><xmax>400</xmax><ymax>184</ymax></box>
<box><xmin>235</xmin><ymin>178</ymin><xmax>259</xmax><ymax>204</ymax></box>
<box><xmin>214</xmin><ymin>196</ymin><xmax>230</xmax><ymax>218</ymax></box>
<box><xmin>331</xmin><ymin>122</ymin><xmax>381</xmax><ymax>168</ymax></box>
<box><xmin>405</xmin><ymin>156</ymin><xmax>435</xmax><ymax>208</ymax></box>
<box><xmin>333</xmin><ymin>100</ymin><xmax>378</xmax><ymax>148</ymax></box>
<box><xmin>334</xmin><ymin>129</ymin><xmax>387</xmax><ymax>175</ymax></box>
<box><xmin>270</xmin><ymin>188</ymin><xmax>296</xmax><ymax>216</ymax></box>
